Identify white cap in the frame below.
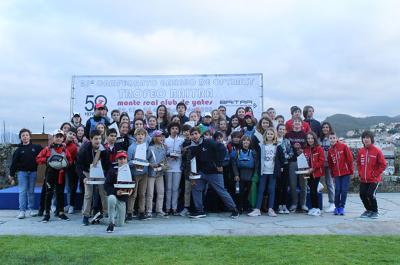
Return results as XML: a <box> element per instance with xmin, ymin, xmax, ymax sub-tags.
<box><xmin>73</xmin><ymin>112</ymin><xmax>80</xmax><ymax>117</ymax></box>
<box><xmin>53</xmin><ymin>129</ymin><xmax>65</xmax><ymax>136</ymax></box>
<box><xmin>204</xmin><ymin>112</ymin><xmax>212</xmax><ymax>118</ymax></box>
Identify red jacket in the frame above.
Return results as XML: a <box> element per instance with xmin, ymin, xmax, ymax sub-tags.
<box><xmin>285</xmin><ymin>119</ymin><xmax>311</xmax><ymax>133</ymax></box>
<box><xmin>356</xmin><ymin>144</ymin><xmax>387</xmax><ymax>183</ymax></box>
<box><xmin>328</xmin><ymin>141</ymin><xmax>354</xmax><ymax>177</ymax></box>
<box><xmin>104</xmin><ymin>143</ymin><xmax>117</xmax><ymax>163</ymax></box>
<box><xmin>66</xmin><ymin>141</ymin><xmax>78</xmax><ymax>164</ymax></box>
<box><xmin>304</xmin><ymin>145</ymin><xmax>325</xmax><ymax>178</ymax></box>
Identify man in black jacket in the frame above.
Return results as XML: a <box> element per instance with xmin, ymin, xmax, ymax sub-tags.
<box><xmin>76</xmin><ymin>129</ymin><xmax>111</xmax><ymax>226</ymax></box>
<box><xmin>84</xmin><ymin>103</ymin><xmax>110</xmax><ymax>138</ymax></box>
<box><xmin>104</xmin><ymin>151</ymin><xmax>132</xmax><ymax>233</ymax></box>
<box><xmin>303</xmin><ymin>105</ymin><xmax>322</xmax><ymax>138</ymax></box>
<box><xmin>188</xmin><ymin>127</ymin><xmax>239</xmax><ymax>219</ymax></box>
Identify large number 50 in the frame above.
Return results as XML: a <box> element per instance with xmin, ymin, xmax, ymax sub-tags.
<box><xmin>85</xmin><ymin>95</ymin><xmax>108</xmax><ymax>111</ymax></box>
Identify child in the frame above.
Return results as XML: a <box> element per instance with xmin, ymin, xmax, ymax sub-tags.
<box><xmin>304</xmin><ymin>132</ymin><xmax>325</xmax><ymax>216</ymax></box>
<box><xmin>115</xmin><ymin>122</ymin><xmax>130</xmax><ymax>152</ymax></box>
<box><xmin>104</xmin><ymin>151</ymin><xmax>133</xmax><ymax>233</ymax></box>
<box><xmin>217</xmin><ymin>119</ymin><xmax>229</xmax><ymax>142</ymax></box>
<box><xmin>146</xmin><ymin>130</ymin><xmax>168</xmax><ymax>218</ymax></box>
<box><xmin>9</xmin><ymin>128</ymin><xmax>43</xmax><ymax>219</ymax></box>
<box><xmin>146</xmin><ymin>115</ymin><xmax>158</xmax><ymax>137</ymax></box>
<box><xmin>248</xmin><ymin>128</ymin><xmax>284</xmax><ymax>217</ymax></box>
<box><xmin>243</xmin><ymin>112</ymin><xmax>256</xmax><ymax>137</ymax></box>
<box><xmin>285</xmin><ymin>106</ymin><xmax>311</xmax><ymax>133</ymax></box>
<box><xmin>165</xmin><ymin>123</ymin><xmax>184</xmax><ymax>215</ymax></box>
<box><xmin>127</xmin><ymin>128</ymin><xmax>149</xmax><ymax>220</ymax></box>
<box><xmin>356</xmin><ymin>131</ymin><xmax>387</xmax><ymax>219</ymax></box>
<box><xmin>328</xmin><ymin>132</ymin><xmax>354</xmax><ymax>215</ymax></box>
<box><xmin>320</xmin><ymin>122</ymin><xmax>336</xmax><ymax>213</ymax></box>
<box><xmin>95</xmin><ymin>122</ymin><xmax>107</xmax><ymax>144</ymax></box>
<box><xmin>104</xmin><ymin>128</ymin><xmax>118</xmax><ymax>163</ymax></box>
<box><xmin>179</xmin><ymin>124</ymin><xmax>193</xmax><ymax>216</ymax></box>
<box><xmin>226</xmin><ymin>131</ymin><xmax>243</xmax><ymax>196</ymax></box>
<box><xmin>232</xmin><ymin>135</ymin><xmax>258</xmax><ymax>213</ymax></box>
<box><xmin>227</xmin><ymin>115</ymin><xmax>242</xmax><ymax>136</ymax></box>
<box><xmin>36</xmin><ymin>129</ymin><xmax>73</xmax><ymax>223</ymax></box>
<box><xmin>276</xmin><ymin>124</ymin><xmax>293</xmax><ymax>214</ymax></box>
<box><xmin>64</xmin><ymin>128</ymin><xmax>78</xmax><ymax>215</ymax></box>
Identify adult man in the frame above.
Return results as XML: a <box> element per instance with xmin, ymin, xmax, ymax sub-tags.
<box><xmin>303</xmin><ymin>105</ymin><xmax>322</xmax><ymax>138</ymax></box>
<box><xmin>84</xmin><ymin>103</ymin><xmax>110</xmax><ymax>138</ymax></box>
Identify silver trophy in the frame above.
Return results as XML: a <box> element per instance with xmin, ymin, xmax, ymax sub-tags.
<box><xmin>114</xmin><ymin>164</ymin><xmax>135</xmax><ymax>195</ymax></box>
<box><xmin>189</xmin><ymin>158</ymin><xmax>201</xmax><ymax>180</ymax></box>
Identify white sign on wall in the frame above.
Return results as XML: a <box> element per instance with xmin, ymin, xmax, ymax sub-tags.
<box><xmin>71</xmin><ymin>74</ymin><xmax>263</xmax><ymax>120</ymax></box>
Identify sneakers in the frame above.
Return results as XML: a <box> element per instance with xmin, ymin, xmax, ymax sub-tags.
<box><xmin>58</xmin><ymin>213</ymin><xmax>70</xmax><ymax>221</ymax></box>
<box><xmin>360</xmin><ymin>211</ymin><xmax>371</xmax><ymax>218</ymax></box>
<box><xmin>289</xmin><ymin>205</ymin><xmax>297</xmax><ymax>212</ymax></box>
<box><xmin>309</xmin><ymin>208</ymin><xmax>321</xmax><ymax>216</ymax></box>
<box><xmin>146</xmin><ymin>212</ymin><xmax>154</xmax><ymax>219</ymax></box>
<box><xmin>82</xmin><ymin>216</ymin><xmax>89</xmax><ymax>226</ymax></box>
<box><xmin>334</xmin><ymin>208</ymin><xmax>339</xmax><ymax>215</ymax></box>
<box><xmin>278</xmin><ymin>205</ymin><xmax>284</xmax><ymax>214</ymax></box>
<box><xmin>90</xmin><ymin>212</ymin><xmax>103</xmax><ymax>224</ymax></box>
<box><xmin>308</xmin><ymin>208</ymin><xmax>317</xmax><ymax>216</ymax></box>
<box><xmin>17</xmin><ymin>211</ymin><xmax>25</xmax><ymax>219</ymax></box>
<box><xmin>28</xmin><ymin>210</ymin><xmax>38</xmax><ymax>217</ymax></box>
<box><xmin>369</xmin><ymin>212</ymin><xmax>379</xmax><ymax>219</ymax></box>
<box><xmin>231</xmin><ymin>209</ymin><xmax>240</xmax><ymax>219</ymax></box>
<box><xmin>68</xmin><ymin>206</ymin><xmax>74</xmax><ymax>214</ymax></box>
<box><xmin>189</xmin><ymin>212</ymin><xmax>207</xmax><ymax>219</ymax></box>
<box><xmin>138</xmin><ymin>213</ymin><xmax>148</xmax><ymax>220</ymax></box>
<box><xmin>301</xmin><ymin>205</ymin><xmax>309</xmax><ymax>212</ymax></box>
<box><xmin>106</xmin><ymin>223</ymin><xmax>115</xmax><ymax>233</ymax></box>
<box><xmin>339</xmin><ymin>207</ymin><xmax>345</xmax><ymax>216</ymax></box>
<box><xmin>42</xmin><ymin>214</ymin><xmax>50</xmax><ymax>223</ymax></box>
<box><xmin>172</xmin><ymin>210</ymin><xmax>180</xmax><ymax>216</ymax></box>
<box><xmin>325</xmin><ymin>203</ymin><xmax>335</xmax><ymax>213</ymax></box>
<box><xmin>37</xmin><ymin>209</ymin><xmax>44</xmax><ymax>217</ymax></box>
<box><xmin>282</xmin><ymin>205</ymin><xmax>290</xmax><ymax>214</ymax></box>
<box><xmin>126</xmin><ymin>213</ymin><xmax>133</xmax><ymax>221</ymax></box>
<box><xmin>248</xmin><ymin>209</ymin><xmax>261</xmax><ymax>217</ymax></box>
<box><xmin>267</xmin><ymin>208</ymin><xmax>277</xmax><ymax>217</ymax></box>
<box><xmin>156</xmin><ymin>211</ymin><xmax>168</xmax><ymax>218</ymax></box>
<box><xmin>180</xmin><ymin>208</ymin><xmax>189</xmax><ymax>217</ymax></box>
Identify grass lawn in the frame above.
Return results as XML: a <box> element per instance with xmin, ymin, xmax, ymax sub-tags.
<box><xmin>0</xmin><ymin>235</ymin><xmax>399</xmax><ymax>264</ymax></box>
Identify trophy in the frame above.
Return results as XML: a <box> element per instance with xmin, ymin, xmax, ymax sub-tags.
<box><xmin>131</xmin><ymin>143</ymin><xmax>149</xmax><ymax>172</ymax></box>
<box><xmin>295</xmin><ymin>153</ymin><xmax>311</xmax><ymax>178</ymax></box>
<box><xmin>87</xmin><ymin>160</ymin><xmax>106</xmax><ymax>184</ymax></box>
<box><xmin>114</xmin><ymin>164</ymin><xmax>135</xmax><ymax>195</ymax></box>
<box><xmin>189</xmin><ymin>158</ymin><xmax>201</xmax><ymax>180</ymax></box>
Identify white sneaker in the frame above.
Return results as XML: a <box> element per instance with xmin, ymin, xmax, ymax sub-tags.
<box><xmin>17</xmin><ymin>211</ymin><xmax>25</xmax><ymax>219</ymax></box>
<box><xmin>248</xmin><ymin>209</ymin><xmax>261</xmax><ymax>217</ymax></box>
<box><xmin>289</xmin><ymin>205</ymin><xmax>297</xmax><ymax>212</ymax></box>
<box><xmin>282</xmin><ymin>205</ymin><xmax>290</xmax><ymax>214</ymax></box>
<box><xmin>301</xmin><ymin>205</ymin><xmax>309</xmax><ymax>211</ymax></box>
<box><xmin>64</xmin><ymin>205</ymin><xmax>70</xmax><ymax>213</ymax></box>
<box><xmin>278</xmin><ymin>205</ymin><xmax>284</xmax><ymax>214</ymax></box>
<box><xmin>308</xmin><ymin>208</ymin><xmax>317</xmax><ymax>216</ymax></box>
<box><xmin>180</xmin><ymin>208</ymin><xmax>189</xmax><ymax>216</ymax></box>
<box><xmin>27</xmin><ymin>210</ymin><xmax>37</xmax><ymax>217</ymax></box>
<box><xmin>311</xmin><ymin>208</ymin><xmax>321</xmax><ymax>216</ymax></box>
<box><xmin>68</xmin><ymin>206</ymin><xmax>74</xmax><ymax>214</ymax></box>
<box><xmin>268</xmin><ymin>208</ymin><xmax>277</xmax><ymax>217</ymax></box>
<box><xmin>325</xmin><ymin>203</ymin><xmax>335</xmax><ymax>213</ymax></box>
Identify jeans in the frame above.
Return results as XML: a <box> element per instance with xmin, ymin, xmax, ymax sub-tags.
<box><xmin>288</xmin><ymin>162</ymin><xmax>307</xmax><ymax>207</ymax></box>
<box><xmin>256</xmin><ymin>174</ymin><xmax>275</xmax><ymax>209</ymax></box>
<box><xmin>184</xmin><ymin>180</ymin><xmax>192</xmax><ymax>208</ymax></box>
<box><xmin>324</xmin><ymin>166</ymin><xmax>335</xmax><ymax>203</ymax></box>
<box><xmin>65</xmin><ymin>165</ymin><xmax>78</xmax><ymax>207</ymax></box>
<box><xmin>146</xmin><ymin>175</ymin><xmax>164</xmax><ymax>213</ymax></box>
<box><xmin>192</xmin><ymin>173</ymin><xmax>236</xmax><ymax>213</ymax></box>
<box><xmin>165</xmin><ymin>172</ymin><xmax>181</xmax><ymax>211</ymax></box>
<box><xmin>108</xmin><ymin>195</ymin><xmax>126</xmax><ymax>227</ymax></box>
<box><xmin>308</xmin><ymin>177</ymin><xmax>320</xmax><ymax>209</ymax></box>
<box><xmin>17</xmin><ymin>171</ymin><xmax>37</xmax><ymax>211</ymax></box>
<box><xmin>360</xmin><ymin>182</ymin><xmax>379</xmax><ymax>213</ymax></box>
<box><xmin>334</xmin><ymin>175</ymin><xmax>350</xmax><ymax>208</ymax></box>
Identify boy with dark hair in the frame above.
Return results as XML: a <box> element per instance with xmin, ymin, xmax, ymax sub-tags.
<box><xmin>179</xmin><ymin>124</ymin><xmax>193</xmax><ymax>216</ymax></box>
<box><xmin>357</xmin><ymin>131</ymin><xmax>386</xmax><ymax>219</ymax></box>
<box><xmin>188</xmin><ymin>127</ymin><xmax>239</xmax><ymax>219</ymax></box>
<box><xmin>303</xmin><ymin>105</ymin><xmax>322</xmax><ymax>138</ymax></box>
<box><xmin>111</xmin><ymin>109</ymin><xmax>121</xmax><ymax>124</ymax></box>
<box><xmin>36</xmin><ymin>129</ymin><xmax>73</xmax><ymax>223</ymax></box>
<box><xmin>77</xmin><ymin>129</ymin><xmax>111</xmax><ymax>226</ymax></box>
<box><xmin>176</xmin><ymin>102</ymin><xmax>189</xmax><ymax>124</ymax></box>
<box><xmin>105</xmin><ymin>128</ymin><xmax>118</xmax><ymax>163</ymax></box>
<box><xmin>285</xmin><ymin>106</ymin><xmax>311</xmax><ymax>133</ymax></box>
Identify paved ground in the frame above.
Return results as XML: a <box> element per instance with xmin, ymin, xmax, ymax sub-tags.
<box><xmin>1</xmin><ymin>193</ymin><xmax>399</xmax><ymax>236</ymax></box>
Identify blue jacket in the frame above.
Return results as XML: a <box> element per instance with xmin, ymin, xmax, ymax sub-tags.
<box><xmin>189</xmin><ymin>138</ymin><xmax>226</xmax><ymax>174</ymax></box>
<box><xmin>147</xmin><ymin>144</ymin><xmax>167</xmax><ymax>177</ymax></box>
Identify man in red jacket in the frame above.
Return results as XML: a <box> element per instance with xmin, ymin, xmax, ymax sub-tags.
<box><xmin>328</xmin><ymin>132</ymin><xmax>354</xmax><ymax>215</ymax></box>
<box><xmin>36</xmin><ymin>129</ymin><xmax>73</xmax><ymax>223</ymax></box>
<box><xmin>356</xmin><ymin>131</ymin><xmax>387</xmax><ymax>219</ymax></box>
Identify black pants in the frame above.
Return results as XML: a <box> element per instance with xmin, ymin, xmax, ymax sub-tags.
<box><xmin>44</xmin><ymin>167</ymin><xmax>65</xmax><ymax>215</ymax></box>
<box><xmin>308</xmin><ymin>177</ymin><xmax>320</xmax><ymax>209</ymax></box>
<box><xmin>66</xmin><ymin>165</ymin><xmax>78</xmax><ymax>207</ymax></box>
<box><xmin>236</xmin><ymin>180</ymin><xmax>252</xmax><ymax>212</ymax></box>
<box><xmin>359</xmin><ymin>182</ymin><xmax>379</xmax><ymax>213</ymax></box>
<box><xmin>276</xmin><ymin>165</ymin><xmax>289</xmax><ymax>206</ymax></box>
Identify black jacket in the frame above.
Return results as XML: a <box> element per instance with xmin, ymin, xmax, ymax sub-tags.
<box><xmin>304</xmin><ymin>118</ymin><xmax>322</xmax><ymax>138</ymax></box>
<box><xmin>76</xmin><ymin>142</ymin><xmax>111</xmax><ymax>180</ymax></box>
<box><xmin>10</xmin><ymin>143</ymin><xmax>43</xmax><ymax>176</ymax></box>
<box><xmin>104</xmin><ymin>166</ymin><xmax>129</xmax><ymax>202</ymax></box>
<box><xmin>189</xmin><ymin>138</ymin><xmax>226</xmax><ymax>174</ymax></box>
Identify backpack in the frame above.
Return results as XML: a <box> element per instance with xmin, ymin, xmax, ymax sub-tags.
<box><xmin>237</xmin><ymin>149</ymin><xmax>255</xmax><ymax>169</ymax></box>
<box><xmin>47</xmin><ymin>147</ymin><xmax>68</xmax><ymax>170</ymax></box>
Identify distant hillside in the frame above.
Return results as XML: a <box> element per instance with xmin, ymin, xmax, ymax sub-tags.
<box><xmin>323</xmin><ymin>114</ymin><xmax>400</xmax><ymax>137</ymax></box>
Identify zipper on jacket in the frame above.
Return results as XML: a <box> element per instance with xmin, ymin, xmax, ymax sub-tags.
<box><xmin>335</xmin><ymin>147</ymin><xmax>341</xmax><ymax>176</ymax></box>
<box><xmin>364</xmin><ymin>149</ymin><xmax>368</xmax><ymax>182</ymax></box>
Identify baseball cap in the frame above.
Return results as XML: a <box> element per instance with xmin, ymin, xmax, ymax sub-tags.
<box><xmin>153</xmin><ymin>130</ymin><xmax>163</xmax><ymax>137</ymax></box>
<box><xmin>204</xmin><ymin>112</ymin><xmax>212</xmax><ymax>118</ymax></box>
<box><xmin>244</xmin><ymin>112</ymin><xmax>253</xmax><ymax>118</ymax></box>
<box><xmin>95</xmin><ymin>103</ymin><xmax>105</xmax><ymax>110</ymax></box>
<box><xmin>53</xmin><ymin>129</ymin><xmax>64</xmax><ymax>136</ymax></box>
<box><xmin>73</xmin><ymin>112</ymin><xmax>80</xmax><ymax>117</ymax></box>
<box><xmin>115</xmin><ymin>151</ymin><xmax>128</xmax><ymax>159</ymax></box>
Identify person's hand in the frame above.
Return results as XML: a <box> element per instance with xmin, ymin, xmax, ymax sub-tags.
<box><xmin>217</xmin><ymin>166</ymin><xmax>223</xmax><ymax>173</ymax></box>
<box><xmin>309</xmin><ymin>168</ymin><xmax>314</xmax><ymax>174</ymax></box>
<box><xmin>128</xmin><ymin>189</ymin><xmax>133</xmax><ymax>196</ymax></box>
<box><xmin>191</xmin><ymin>180</ymin><xmax>196</xmax><ymax>186</ymax></box>
<box><xmin>234</xmin><ymin>176</ymin><xmax>240</xmax><ymax>182</ymax></box>
<box><xmin>117</xmin><ymin>190</ymin><xmax>123</xmax><ymax>196</ymax></box>
<box><xmin>8</xmin><ymin>175</ymin><xmax>15</xmax><ymax>186</ymax></box>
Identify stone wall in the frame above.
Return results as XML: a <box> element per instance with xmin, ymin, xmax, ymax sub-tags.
<box><xmin>0</xmin><ymin>144</ymin><xmax>15</xmax><ymax>189</ymax></box>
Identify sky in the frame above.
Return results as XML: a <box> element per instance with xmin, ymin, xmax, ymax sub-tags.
<box><xmin>0</xmin><ymin>0</ymin><xmax>399</xmax><ymax>133</ymax></box>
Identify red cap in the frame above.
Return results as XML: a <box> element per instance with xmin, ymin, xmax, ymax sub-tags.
<box><xmin>244</xmin><ymin>112</ymin><xmax>253</xmax><ymax>118</ymax></box>
<box><xmin>115</xmin><ymin>151</ymin><xmax>128</xmax><ymax>159</ymax></box>
<box><xmin>95</xmin><ymin>103</ymin><xmax>105</xmax><ymax>109</ymax></box>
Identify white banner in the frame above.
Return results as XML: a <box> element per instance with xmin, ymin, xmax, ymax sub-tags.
<box><xmin>71</xmin><ymin>74</ymin><xmax>263</xmax><ymax>121</ymax></box>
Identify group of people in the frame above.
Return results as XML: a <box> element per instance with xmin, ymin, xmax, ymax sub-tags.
<box><xmin>8</xmin><ymin>102</ymin><xmax>387</xmax><ymax>233</ymax></box>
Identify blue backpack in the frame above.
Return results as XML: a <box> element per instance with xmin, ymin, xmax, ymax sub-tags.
<box><xmin>237</xmin><ymin>149</ymin><xmax>255</xmax><ymax>169</ymax></box>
